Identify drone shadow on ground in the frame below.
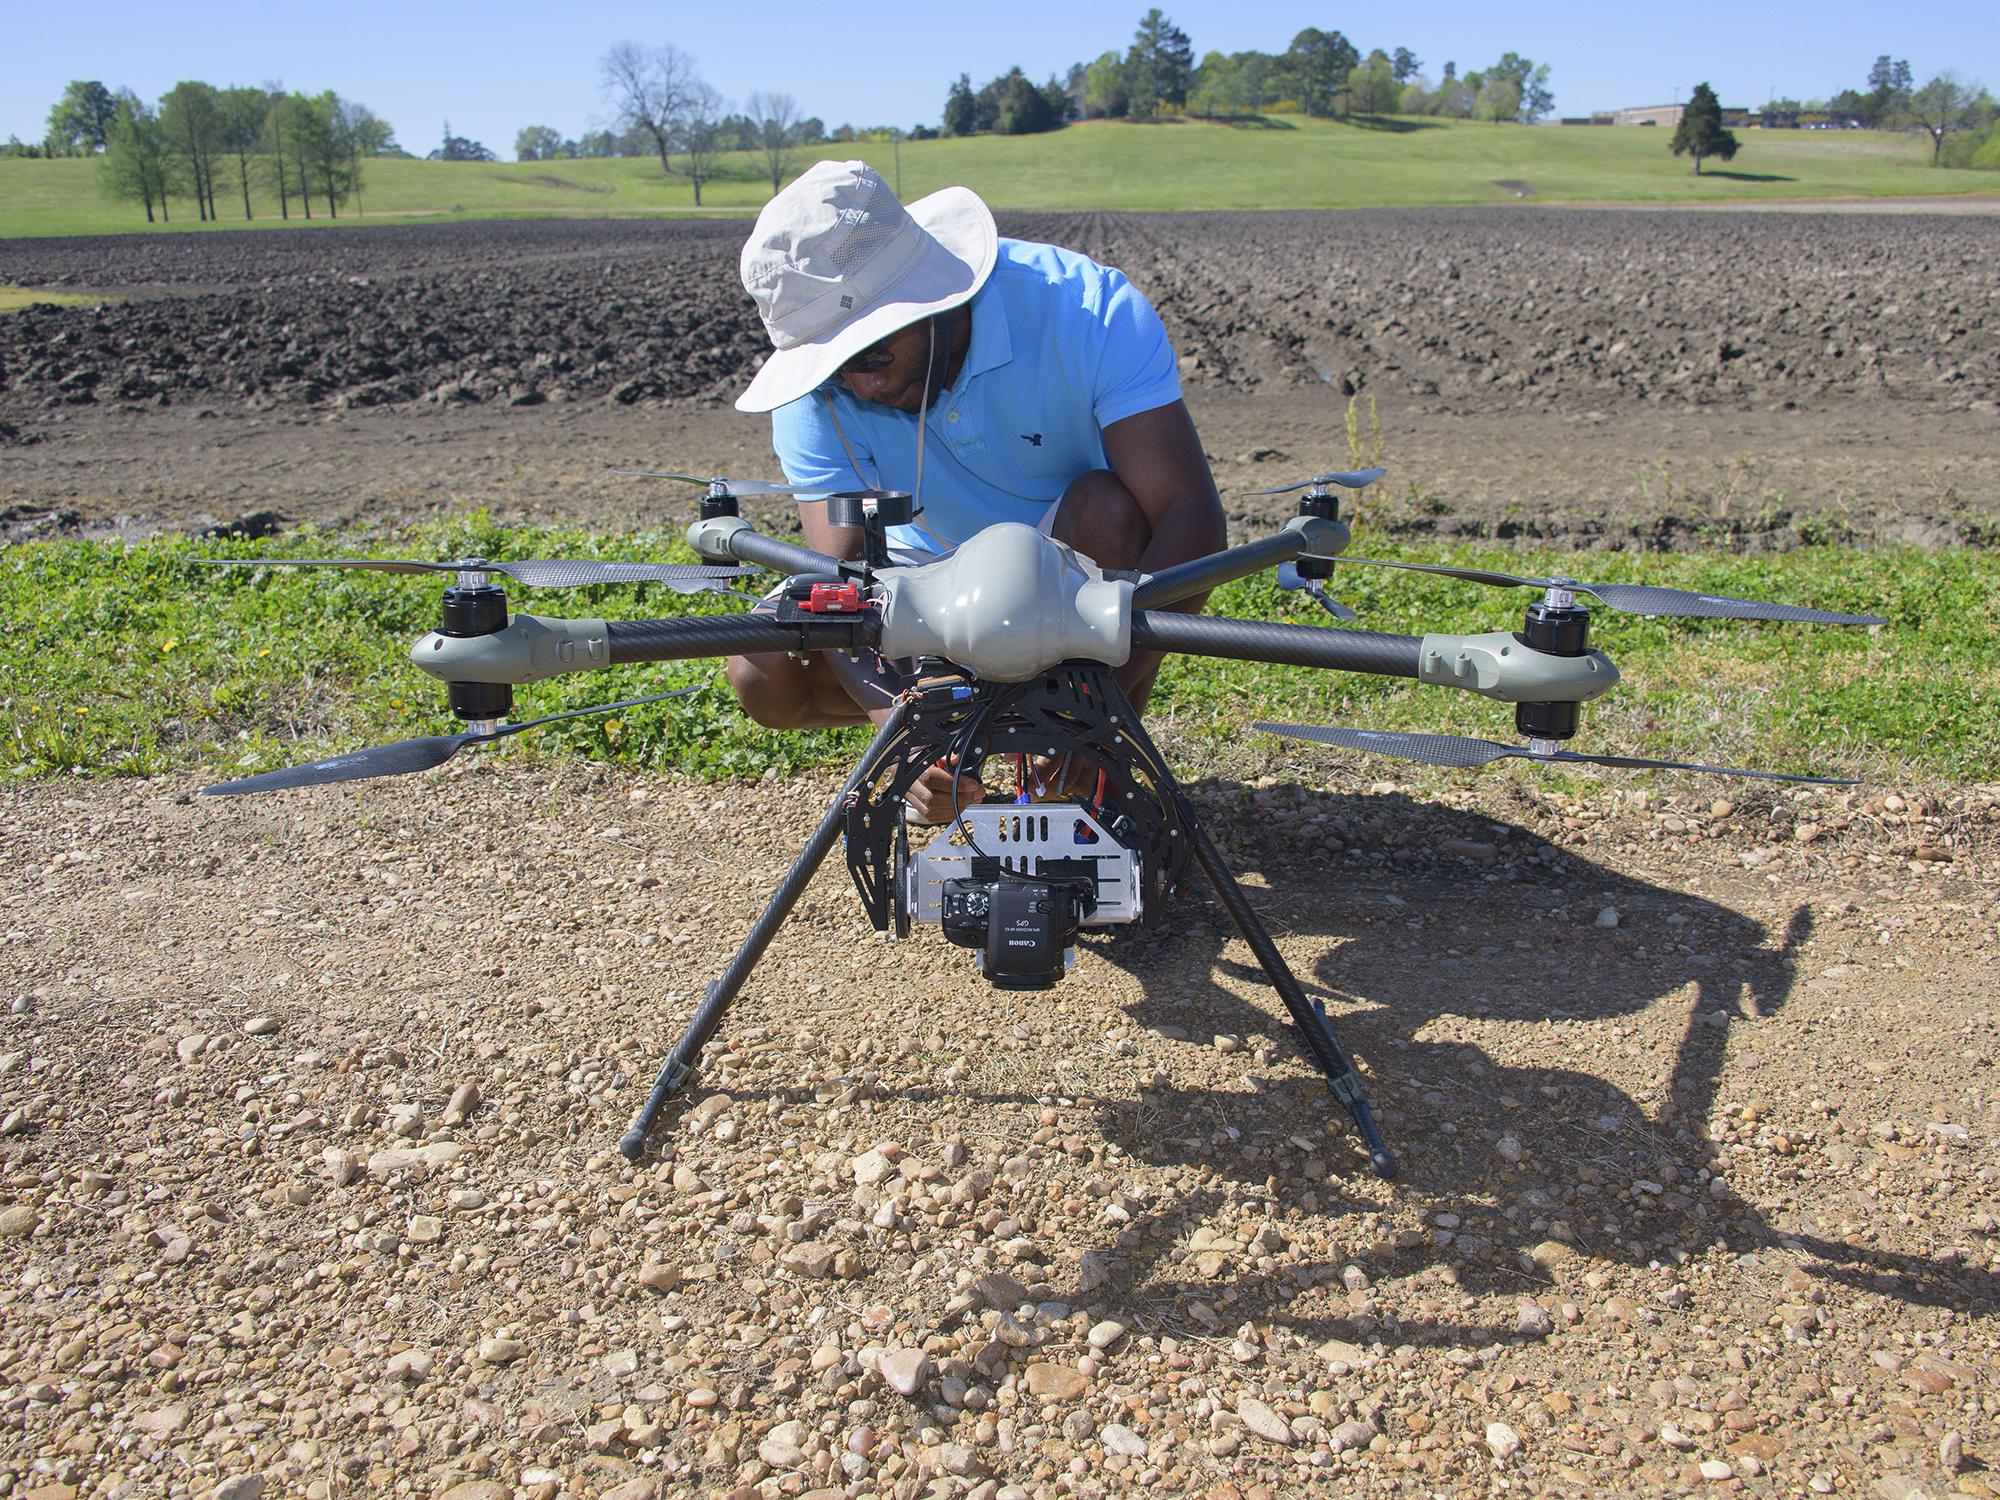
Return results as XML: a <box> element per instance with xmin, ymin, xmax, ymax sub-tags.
<box><xmin>1053</xmin><ymin>782</ymin><xmax>1993</xmax><ymax>1344</ymax></box>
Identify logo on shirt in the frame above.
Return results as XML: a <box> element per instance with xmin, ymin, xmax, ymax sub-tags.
<box><xmin>1019</xmin><ymin>432</ymin><xmax>1043</xmax><ymax>447</ymax></box>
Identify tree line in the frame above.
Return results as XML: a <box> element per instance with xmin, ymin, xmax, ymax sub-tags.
<box><xmin>941</xmin><ymin>10</ymin><xmax>1554</xmax><ymax>137</ymax></box>
<box><xmin>513</xmin><ymin>112</ymin><xmax>839</xmax><ymax>166</ymax></box>
<box><xmin>1765</xmin><ymin>55</ymin><xmax>1995</xmax><ymax>167</ymax></box>
<box><xmin>28</xmin><ymin>79</ymin><xmax>399</xmax><ymax>223</ymax></box>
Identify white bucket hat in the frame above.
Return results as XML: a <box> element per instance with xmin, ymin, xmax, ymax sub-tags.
<box><xmin>734</xmin><ymin>160</ymin><xmax>998</xmax><ymax>414</ymax></box>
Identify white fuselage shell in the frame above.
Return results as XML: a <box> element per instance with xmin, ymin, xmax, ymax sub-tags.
<box><xmin>873</xmin><ymin>524</ymin><xmax>1133</xmax><ymax>681</ymax></box>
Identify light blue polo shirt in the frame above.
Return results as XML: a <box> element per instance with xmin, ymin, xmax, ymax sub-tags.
<box><xmin>767</xmin><ymin>237</ymin><xmax>1182</xmax><ymax>558</ymax></box>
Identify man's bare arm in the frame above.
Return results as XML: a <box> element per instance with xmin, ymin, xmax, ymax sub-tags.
<box><xmin>797</xmin><ymin>501</ymin><xmax>864</xmax><ymax>563</ymax></box>
<box><xmin>1103</xmin><ymin>399</ymin><xmax>1227</xmax><ymax>580</ymax></box>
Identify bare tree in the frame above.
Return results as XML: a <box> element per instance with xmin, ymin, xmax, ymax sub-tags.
<box><xmin>680</xmin><ymin>82</ymin><xmax>728</xmax><ymax>206</ymax></box>
<box><xmin>600</xmin><ymin>41</ymin><xmax>698</xmax><ymax>179</ymax></box>
<box><xmin>745</xmin><ymin>90</ymin><xmax>800</xmax><ymax>195</ymax></box>
<box><xmin>1907</xmin><ymin>72</ymin><xmax>1988</xmax><ymax>164</ymax></box>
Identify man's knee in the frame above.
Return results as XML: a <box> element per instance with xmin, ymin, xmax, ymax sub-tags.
<box><xmin>725</xmin><ymin>653</ymin><xmax>808</xmax><ymax>730</ymax></box>
<box><xmin>1051</xmin><ymin>469</ymin><xmax>1149</xmax><ymax>569</ymax></box>
<box><xmin>725</xmin><ymin>652</ymin><xmax>871</xmax><ymax>730</ymax></box>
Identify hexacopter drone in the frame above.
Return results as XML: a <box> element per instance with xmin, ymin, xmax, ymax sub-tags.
<box><xmin>199</xmin><ymin>469</ymin><xmax>1881</xmax><ymax>1179</ymax></box>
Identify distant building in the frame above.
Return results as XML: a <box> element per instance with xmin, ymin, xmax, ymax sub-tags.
<box><xmin>1610</xmin><ymin>102</ymin><xmax>1804</xmax><ymax>129</ymax></box>
<box><xmin>1613</xmin><ymin>104</ymin><xmax>1682</xmax><ymax>127</ymax></box>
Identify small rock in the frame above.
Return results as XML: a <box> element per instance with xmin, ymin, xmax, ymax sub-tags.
<box><xmin>758</xmin><ymin>1434</ymin><xmax>805</xmax><ymax>1468</ymax></box>
<box><xmin>0</xmin><ymin>1204</ymin><xmax>38</xmax><ymax>1238</ymax></box>
<box><xmin>851</xmin><ymin>1148</ymin><xmax>895</xmax><ymax>1185</ymax></box>
<box><xmin>1495</xmin><ymin>1134</ymin><xmax>1524</xmax><ymax>1164</ymax></box>
<box><xmin>476</xmin><ymin>1336</ymin><xmax>524</xmax><ymax>1365</ymax></box>
<box><xmin>366</xmin><ymin>1141</ymin><xmax>461</xmax><ymax>1177</ymax></box>
<box><xmin>994</xmin><ymin>1311</ymin><xmax>1035</xmax><ymax>1347</ymax></box>
<box><xmin>1523</xmin><ymin>1239</ymin><xmax>1572</xmax><ymax>1272</ymax></box>
<box><xmin>1486</xmin><ymin>1422</ymin><xmax>1522</xmax><ymax>1462</ymax></box>
<box><xmin>1025</xmin><ymin>1362</ymin><xmax>1087</xmax><ymax>1400</ymax></box>
<box><xmin>1659</xmin><ymin>1423</ymin><xmax>1696</xmax><ymax>1450</ymax></box>
<box><xmin>1699</xmin><ymin>1459</ymin><xmax>1733</xmax><ymax>1481</ymax></box>
<box><xmin>1329</xmin><ymin>1418</ymin><xmax>1377</xmax><ymax>1452</ymax></box>
<box><xmin>1516</xmin><ymin>1301</ymin><xmax>1554</xmax><ymax>1338</ymax></box>
<box><xmin>603</xmin><ymin>1349</ymin><xmax>638</xmax><ymax>1377</ymax></box>
<box><xmin>242</xmin><ymin>1016</ymin><xmax>278</xmax><ymax>1037</ymax></box>
<box><xmin>1077</xmin><ymin>1248</ymin><xmax>1113</xmax><ymax>1291</ymax></box>
<box><xmin>1941</xmin><ymin>1432</ymin><xmax>1964</xmax><ymax>1470</ymax></box>
<box><xmin>1318</xmin><ymin>1337</ymin><xmax>1366</xmax><ymax>1371</ymax></box>
<box><xmin>974</xmin><ymin>1271</ymin><xmax>1028</xmax><ymax>1309</ymax></box>
<box><xmin>1086</xmin><ymin>1319</ymin><xmax>1128</xmax><ymax>1350</ymax></box>
<box><xmin>209</xmin><ymin>1477</ymin><xmax>265</xmax><ymax>1500</ymax></box>
<box><xmin>1214</xmin><ymin>1033</ymin><xmax>1244</xmax><ymax>1053</ymax></box>
<box><xmin>637</xmin><ymin>1262</ymin><xmax>681</xmax><ymax>1293</ymax></box>
<box><xmin>176</xmin><ymin>1034</ymin><xmax>207</xmax><ymax>1064</ymax></box>
<box><xmin>322</xmin><ymin>1148</ymin><xmax>360</xmax><ymax>1186</ymax></box>
<box><xmin>131</xmin><ymin>1404</ymin><xmax>189</xmax><ymax>1436</ymax></box>
<box><xmin>1236</xmin><ymin>1396</ymin><xmax>1295</xmax><ymax>1446</ymax></box>
<box><xmin>1442</xmin><ymin>837</ymin><xmax>1497</xmax><ymax>861</ymax></box>
<box><xmin>879</xmin><ymin>1347</ymin><xmax>931</xmax><ymax>1396</ymax></box>
<box><xmin>1101</xmin><ymin>1423</ymin><xmax>1147</xmax><ymax>1458</ymax></box>
<box><xmin>1595</xmin><ymin>907</ymin><xmax>1620</xmax><ymax>929</ymax></box>
<box><xmin>783</xmin><ymin>1241</ymin><xmax>837</xmax><ymax>1278</ymax></box>
<box><xmin>440</xmin><ymin>1081</ymin><xmax>481</xmax><ymax>1125</ymax></box>
<box><xmin>387</xmin><ymin>1103</ymin><xmax>423</xmax><ymax>1138</ymax></box>
<box><xmin>386</xmin><ymin>1349</ymin><xmax>434</xmax><ymax>1382</ymax></box>
<box><xmin>406</xmin><ymin>1214</ymin><xmax>443</xmax><ymax>1244</ymax></box>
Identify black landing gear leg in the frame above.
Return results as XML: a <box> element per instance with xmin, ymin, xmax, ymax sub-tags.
<box><xmin>618</xmin><ymin>702</ymin><xmax>913</xmax><ymax>1160</ymax></box>
<box><xmin>1174</xmin><ymin>792</ymin><xmax>1399</xmax><ymax>1179</ymax></box>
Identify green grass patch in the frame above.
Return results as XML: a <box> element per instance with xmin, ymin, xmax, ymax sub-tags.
<box><xmin>3</xmin><ymin>119</ymin><xmax>1993</xmax><ymax>238</ymax></box>
<box><xmin>3</xmin><ymin>518</ymin><xmax>1991</xmax><ymax>791</ymax></box>
<box><xmin>0</xmin><ymin>283</ymin><xmax>108</xmax><ymax>313</ymax></box>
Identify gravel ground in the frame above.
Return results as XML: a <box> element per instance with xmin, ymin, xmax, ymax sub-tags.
<box><xmin>4</xmin><ymin>759</ymin><xmax>1996</xmax><ymax>1500</ymax></box>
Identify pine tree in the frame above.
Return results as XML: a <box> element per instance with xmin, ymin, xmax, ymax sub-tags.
<box><xmin>1670</xmin><ymin>82</ymin><xmax>1738</xmax><ymax>175</ymax></box>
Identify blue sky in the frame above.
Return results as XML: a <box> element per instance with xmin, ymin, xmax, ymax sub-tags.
<box><xmin>6</xmin><ymin>0</ymin><xmax>1993</xmax><ymax>155</ymax></box>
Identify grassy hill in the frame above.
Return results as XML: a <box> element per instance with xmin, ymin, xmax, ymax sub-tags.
<box><xmin>1</xmin><ymin>115</ymin><xmax>1994</xmax><ymax>239</ymax></box>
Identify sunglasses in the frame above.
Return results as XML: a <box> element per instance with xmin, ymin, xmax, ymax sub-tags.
<box><xmin>840</xmin><ymin>339</ymin><xmax>898</xmax><ymax>375</ymax></box>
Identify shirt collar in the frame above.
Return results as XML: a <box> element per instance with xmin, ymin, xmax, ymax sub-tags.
<box><xmin>953</xmin><ymin>278</ymin><xmax>1012</xmax><ymax>387</ymax></box>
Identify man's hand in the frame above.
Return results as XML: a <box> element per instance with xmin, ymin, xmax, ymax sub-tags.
<box><xmin>904</xmin><ymin>761</ymin><xmax>987</xmax><ymax>824</ymax></box>
<box><xmin>1025</xmin><ymin>753</ymin><xmax>1098</xmax><ymax>803</ymax></box>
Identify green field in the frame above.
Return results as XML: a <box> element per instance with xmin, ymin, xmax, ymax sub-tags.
<box><xmin>2</xmin><ymin>117</ymin><xmax>1993</xmax><ymax>238</ymax></box>
<box><xmin>4</xmin><ymin>519</ymin><xmax>1991</xmax><ymax>792</ymax></box>
<box><xmin>0</xmin><ymin>283</ymin><xmax>104</xmax><ymax>311</ymax></box>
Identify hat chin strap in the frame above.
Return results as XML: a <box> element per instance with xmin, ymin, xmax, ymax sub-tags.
<box><xmin>911</xmin><ymin>315</ymin><xmax>934</xmax><ymax>521</ymax></box>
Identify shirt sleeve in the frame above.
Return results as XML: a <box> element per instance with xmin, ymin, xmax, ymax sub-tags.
<box><xmin>769</xmin><ymin>390</ymin><xmax>879</xmax><ymax>494</ymax></box>
<box><xmin>1090</xmin><ymin>269</ymin><xmax>1184</xmax><ymax>430</ymax></box>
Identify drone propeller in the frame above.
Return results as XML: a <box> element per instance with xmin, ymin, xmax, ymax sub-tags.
<box><xmin>1254</xmin><ymin>722</ymin><xmax>1856</xmax><ymax>785</ymax></box>
<box><xmin>1275</xmin><ymin>562</ymin><xmax>1358</xmax><ymax>621</ymax></box>
<box><xmin>611</xmin><ymin>471</ymin><xmax>824</xmax><ymax>497</ymax></box>
<box><xmin>1306</xmin><ymin>557</ymin><xmax>1884</xmax><ymax>626</ymax></box>
<box><xmin>1246</xmin><ymin>467</ymin><xmax>1387</xmax><ymax>498</ymax></box>
<box><xmin>192</xmin><ymin>556</ymin><xmax>754</xmax><ymax>592</ymax></box>
<box><xmin>202</xmin><ymin>688</ymin><xmax>701</xmax><ymax>796</ymax></box>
